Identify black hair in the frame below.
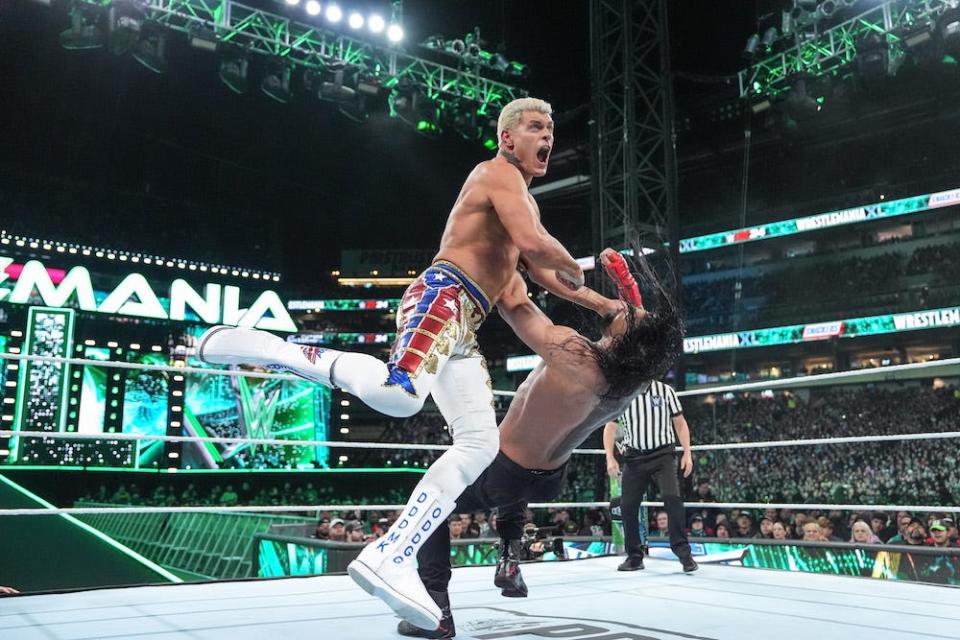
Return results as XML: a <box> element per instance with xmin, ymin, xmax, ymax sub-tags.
<box><xmin>564</xmin><ymin>249</ymin><xmax>685</xmax><ymax>401</ymax></box>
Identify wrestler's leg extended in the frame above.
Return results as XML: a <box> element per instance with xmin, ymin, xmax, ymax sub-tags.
<box><xmin>350</xmin><ymin>355</ymin><xmax>497</xmax><ymax>629</ymax></box>
<box><xmin>198</xmin><ymin>262</ymin><xmax>486</xmax><ymax>418</ymax></box>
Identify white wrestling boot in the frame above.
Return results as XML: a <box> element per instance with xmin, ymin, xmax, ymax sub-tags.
<box><xmin>196</xmin><ymin>326</ymin><xmax>339</xmax><ymax>386</ymax></box>
<box><xmin>347</xmin><ymin>484</ymin><xmax>456</xmax><ymax>630</ymax></box>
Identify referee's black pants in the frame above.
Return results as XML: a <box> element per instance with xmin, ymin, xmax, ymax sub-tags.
<box><xmin>620</xmin><ymin>446</ymin><xmax>691</xmax><ymax>560</ymax></box>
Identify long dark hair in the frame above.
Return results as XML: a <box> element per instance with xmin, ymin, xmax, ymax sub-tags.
<box><xmin>565</xmin><ymin>250</ymin><xmax>685</xmax><ymax>400</ymax></box>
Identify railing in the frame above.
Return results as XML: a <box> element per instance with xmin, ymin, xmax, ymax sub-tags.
<box><xmin>75</xmin><ymin>501</ymin><xmax>315</xmax><ymax>580</ymax></box>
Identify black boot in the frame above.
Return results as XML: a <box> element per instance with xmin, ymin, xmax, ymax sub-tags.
<box><xmin>397</xmin><ymin>589</ymin><xmax>455</xmax><ymax>638</ymax></box>
<box><xmin>494</xmin><ymin>539</ymin><xmax>528</xmax><ymax>597</ymax></box>
<box><xmin>617</xmin><ymin>555</ymin><xmax>645</xmax><ymax>571</ymax></box>
<box><xmin>680</xmin><ymin>554</ymin><xmax>699</xmax><ymax>573</ymax></box>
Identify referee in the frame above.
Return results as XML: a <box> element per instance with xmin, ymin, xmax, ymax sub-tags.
<box><xmin>603</xmin><ymin>380</ymin><xmax>697</xmax><ymax>572</ymax></box>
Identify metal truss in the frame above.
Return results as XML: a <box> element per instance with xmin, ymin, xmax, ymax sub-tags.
<box><xmin>70</xmin><ymin>0</ymin><xmax>526</xmax><ymax>110</ymax></box>
<box><xmin>589</xmin><ymin>0</ymin><xmax>672</xmax><ymax>251</ymax></box>
<box><xmin>739</xmin><ymin>0</ymin><xmax>953</xmax><ymax>99</ymax></box>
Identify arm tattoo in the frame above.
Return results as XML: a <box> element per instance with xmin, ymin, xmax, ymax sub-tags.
<box><xmin>499</xmin><ymin>150</ymin><xmax>524</xmax><ymax>171</ymax></box>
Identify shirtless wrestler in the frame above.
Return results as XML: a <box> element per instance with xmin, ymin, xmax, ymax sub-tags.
<box><xmin>197</xmin><ymin>98</ymin><xmax>606</xmax><ymax>630</ymax></box>
<box><xmin>396</xmin><ymin>249</ymin><xmax>685</xmax><ymax>639</ymax></box>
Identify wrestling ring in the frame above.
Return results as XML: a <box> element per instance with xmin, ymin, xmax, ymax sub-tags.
<box><xmin>1</xmin><ymin>351</ymin><xmax>959</xmax><ymax>640</ymax></box>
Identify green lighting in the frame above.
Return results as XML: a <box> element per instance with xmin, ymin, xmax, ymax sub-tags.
<box><xmin>483</xmin><ymin>137</ymin><xmax>498</xmax><ymax>151</ymax></box>
<box><xmin>816</xmin><ymin>96</ymin><xmax>825</xmax><ymax>104</ymax></box>
<box><xmin>944</xmin><ymin>55</ymin><xmax>958</xmax><ymax>65</ymax></box>
<box><xmin>417</xmin><ymin>120</ymin><xmax>439</xmax><ymax>133</ymax></box>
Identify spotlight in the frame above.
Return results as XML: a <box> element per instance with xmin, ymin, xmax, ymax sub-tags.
<box><xmin>490</xmin><ymin>51</ymin><xmax>510</xmax><ymax>72</ymax></box>
<box><xmin>319</xmin><ymin>65</ymin><xmax>356</xmax><ymax>102</ymax></box>
<box><xmin>814</xmin><ymin>0</ymin><xmax>838</xmax><ymax>21</ymax></box>
<box><xmin>781</xmin><ymin>10</ymin><xmax>794</xmax><ymax>37</ymax></box>
<box><xmin>784</xmin><ymin>75</ymin><xmax>820</xmax><ymax>118</ymax></box>
<box><xmin>285</xmin><ymin>0</ymin><xmax>300</xmax><ymax>4</ymax></box>
<box><xmin>132</xmin><ymin>22</ymin><xmax>167</xmax><ymax>74</ymax></box>
<box><xmin>939</xmin><ymin>7</ymin><xmax>960</xmax><ymax>56</ymax></box>
<box><xmin>325</xmin><ymin>4</ymin><xmax>342</xmax><ymax>23</ymax></box>
<box><xmin>391</xmin><ymin>88</ymin><xmax>441</xmax><ymax>138</ymax></box>
<box><xmin>305</xmin><ymin>0</ymin><xmax>321</xmax><ymax>17</ymax></box>
<box><xmin>261</xmin><ymin>62</ymin><xmax>292</xmax><ymax>103</ymax></box>
<box><xmin>446</xmin><ymin>39</ymin><xmax>465</xmax><ymax>55</ymax></box>
<box><xmin>761</xmin><ymin>27</ymin><xmax>778</xmax><ymax>51</ymax></box>
<box><xmin>420</xmin><ymin>34</ymin><xmax>444</xmax><ymax>49</ymax></box>
<box><xmin>387</xmin><ymin>24</ymin><xmax>404</xmax><ymax>42</ymax></box>
<box><xmin>743</xmin><ymin>33</ymin><xmax>760</xmax><ymax>60</ymax></box>
<box><xmin>219</xmin><ymin>48</ymin><xmax>249</xmax><ymax>94</ymax></box>
<box><xmin>348</xmin><ymin>12</ymin><xmax>364</xmax><ymax>29</ymax></box>
<box><xmin>856</xmin><ymin>31</ymin><xmax>889</xmax><ymax>88</ymax></box>
<box><xmin>60</xmin><ymin>5</ymin><xmax>103</xmax><ymax>50</ymax></box>
<box><xmin>368</xmin><ymin>14</ymin><xmax>385</xmax><ymax>33</ymax></box>
<box><xmin>107</xmin><ymin>1</ymin><xmax>143</xmax><ymax>56</ymax></box>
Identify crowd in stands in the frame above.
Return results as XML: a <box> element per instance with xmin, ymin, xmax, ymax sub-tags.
<box><xmin>682</xmin><ymin>241</ymin><xmax>960</xmax><ymax>332</ymax></box>
<box><xmin>685</xmin><ymin>385</ymin><xmax>960</xmax><ymax>506</ymax></box>
<box><xmin>74</xmin><ymin>384</ymin><xmax>960</xmax><ymax>554</ymax></box>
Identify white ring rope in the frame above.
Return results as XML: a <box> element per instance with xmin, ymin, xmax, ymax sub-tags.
<box><xmin>3</xmin><ymin>429</ymin><xmax>958</xmax><ymax>455</ymax></box>
<box><xmin>675</xmin><ymin>357</ymin><xmax>960</xmax><ymax>397</ymax></box>
<box><xmin>0</xmin><ymin>351</ymin><xmax>518</xmax><ymax>397</ymax></box>
<box><xmin>0</xmin><ymin>500</ymin><xmax>955</xmax><ymax>517</ymax></box>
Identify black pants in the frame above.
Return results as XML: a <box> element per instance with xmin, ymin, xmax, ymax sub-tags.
<box><xmin>417</xmin><ymin>450</ymin><xmax>567</xmax><ymax>592</ymax></box>
<box><xmin>620</xmin><ymin>446</ymin><xmax>691</xmax><ymax>560</ymax></box>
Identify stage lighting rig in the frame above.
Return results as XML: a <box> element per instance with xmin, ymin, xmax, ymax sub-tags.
<box><xmin>44</xmin><ymin>0</ymin><xmax>528</xmax><ymax>148</ymax></box>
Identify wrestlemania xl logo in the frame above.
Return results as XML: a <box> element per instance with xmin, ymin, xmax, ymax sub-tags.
<box><xmin>456</xmin><ymin>607</ymin><xmax>716</xmax><ymax>640</ymax></box>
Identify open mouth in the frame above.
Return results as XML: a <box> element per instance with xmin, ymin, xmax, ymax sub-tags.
<box><xmin>536</xmin><ymin>145</ymin><xmax>550</xmax><ymax>163</ymax></box>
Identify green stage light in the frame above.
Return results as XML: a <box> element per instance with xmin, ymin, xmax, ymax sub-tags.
<box><xmin>60</xmin><ymin>6</ymin><xmax>103</xmax><ymax>50</ymax></box>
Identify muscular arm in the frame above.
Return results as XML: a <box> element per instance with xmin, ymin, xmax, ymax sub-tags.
<box><xmin>497</xmin><ymin>272</ymin><xmax>579</xmax><ymax>362</ymax></box>
<box><xmin>487</xmin><ymin>165</ymin><xmax>583</xmax><ymax>287</ymax></box>
<box><xmin>524</xmin><ymin>264</ymin><xmax>621</xmax><ymax>316</ymax></box>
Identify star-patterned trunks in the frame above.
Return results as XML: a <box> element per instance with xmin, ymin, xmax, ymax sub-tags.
<box><xmin>385</xmin><ymin>260</ymin><xmax>492</xmax><ymax>396</ymax></box>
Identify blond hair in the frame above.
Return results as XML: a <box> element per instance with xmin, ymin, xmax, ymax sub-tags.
<box><xmin>497</xmin><ymin>97</ymin><xmax>552</xmax><ymax>142</ymax></box>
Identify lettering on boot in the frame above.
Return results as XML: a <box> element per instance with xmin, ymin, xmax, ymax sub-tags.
<box><xmin>377</xmin><ymin>492</ymin><xmax>429</xmax><ymax>554</ymax></box>
<box><xmin>394</xmin><ymin>504</ymin><xmax>444</xmax><ymax>563</ymax></box>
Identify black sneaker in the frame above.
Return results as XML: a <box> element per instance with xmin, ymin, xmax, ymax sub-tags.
<box><xmin>681</xmin><ymin>556</ymin><xmax>699</xmax><ymax>573</ymax></box>
<box><xmin>494</xmin><ymin>540</ymin><xmax>528</xmax><ymax>597</ymax></box>
<box><xmin>617</xmin><ymin>556</ymin><xmax>645</xmax><ymax>571</ymax></box>
<box><xmin>397</xmin><ymin>589</ymin><xmax>456</xmax><ymax>638</ymax></box>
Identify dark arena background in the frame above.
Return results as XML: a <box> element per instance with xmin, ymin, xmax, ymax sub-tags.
<box><xmin>1</xmin><ymin>1</ymin><xmax>959</xmax><ymax>638</ymax></box>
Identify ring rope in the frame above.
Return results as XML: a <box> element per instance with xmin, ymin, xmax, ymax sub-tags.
<box><xmin>675</xmin><ymin>357</ymin><xmax>960</xmax><ymax>398</ymax></box>
<box><xmin>4</xmin><ymin>351</ymin><xmax>957</xmax><ymax>399</ymax></box>
<box><xmin>0</xmin><ymin>351</ymin><xmax>518</xmax><ymax>397</ymax></box>
<box><xmin>0</xmin><ymin>500</ymin><xmax>955</xmax><ymax>517</ymax></box>
<box><xmin>3</xmin><ymin>429</ymin><xmax>958</xmax><ymax>454</ymax></box>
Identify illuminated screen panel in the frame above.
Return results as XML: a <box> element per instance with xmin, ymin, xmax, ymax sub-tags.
<box><xmin>679</xmin><ymin>187</ymin><xmax>960</xmax><ymax>254</ymax></box>
<box><xmin>287</xmin><ymin>299</ymin><xmax>400</xmax><ymax>312</ymax></box>
<box><xmin>683</xmin><ymin>305</ymin><xmax>960</xmax><ymax>355</ymax></box>
<box><xmin>12</xmin><ymin>307</ymin><xmax>74</xmax><ymax>463</ymax></box>
<box><xmin>182</xmin><ymin>365</ymin><xmax>330</xmax><ymax>470</ymax></box>
<box><xmin>122</xmin><ymin>352</ymin><xmax>170</xmax><ymax>468</ymax></box>
<box><xmin>78</xmin><ymin>347</ymin><xmax>110</xmax><ymax>434</ymax></box>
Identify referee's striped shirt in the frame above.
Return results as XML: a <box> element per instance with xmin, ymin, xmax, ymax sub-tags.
<box><xmin>620</xmin><ymin>380</ymin><xmax>683</xmax><ymax>451</ymax></box>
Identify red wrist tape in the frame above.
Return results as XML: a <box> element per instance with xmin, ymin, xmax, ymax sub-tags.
<box><xmin>603</xmin><ymin>253</ymin><xmax>642</xmax><ymax>307</ymax></box>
